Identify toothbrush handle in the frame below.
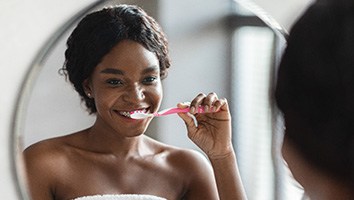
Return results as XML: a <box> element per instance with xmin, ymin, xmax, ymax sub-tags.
<box><xmin>156</xmin><ymin>106</ymin><xmax>205</xmax><ymax>116</ymax></box>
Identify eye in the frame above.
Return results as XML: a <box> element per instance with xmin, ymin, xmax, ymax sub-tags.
<box><xmin>142</xmin><ymin>76</ymin><xmax>158</xmax><ymax>84</ymax></box>
<box><xmin>106</xmin><ymin>79</ymin><xmax>123</xmax><ymax>86</ymax></box>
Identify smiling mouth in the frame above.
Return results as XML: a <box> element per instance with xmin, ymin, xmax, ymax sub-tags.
<box><xmin>118</xmin><ymin>109</ymin><xmax>148</xmax><ymax>118</ymax></box>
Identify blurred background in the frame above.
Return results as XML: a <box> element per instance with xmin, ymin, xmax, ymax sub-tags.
<box><xmin>1</xmin><ymin>0</ymin><xmax>313</xmax><ymax>199</ymax></box>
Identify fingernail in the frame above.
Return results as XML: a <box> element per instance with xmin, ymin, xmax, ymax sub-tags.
<box><xmin>210</xmin><ymin>106</ymin><xmax>215</xmax><ymax>112</ymax></box>
<box><xmin>190</xmin><ymin>106</ymin><xmax>195</xmax><ymax>113</ymax></box>
<box><xmin>205</xmin><ymin>105</ymin><xmax>209</xmax><ymax>112</ymax></box>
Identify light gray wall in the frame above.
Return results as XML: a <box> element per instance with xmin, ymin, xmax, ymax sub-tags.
<box><xmin>0</xmin><ymin>1</ymin><xmax>96</xmax><ymax>199</ymax></box>
<box><xmin>155</xmin><ymin>0</ymin><xmax>232</xmax><ymax>150</ymax></box>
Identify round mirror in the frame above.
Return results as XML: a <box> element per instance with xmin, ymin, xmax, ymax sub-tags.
<box><xmin>12</xmin><ymin>0</ymin><xmax>298</xmax><ymax>199</ymax></box>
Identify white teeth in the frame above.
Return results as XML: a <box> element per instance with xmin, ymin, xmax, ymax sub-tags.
<box><xmin>119</xmin><ymin>109</ymin><xmax>147</xmax><ymax>118</ymax></box>
<box><xmin>119</xmin><ymin>111</ymin><xmax>131</xmax><ymax>117</ymax></box>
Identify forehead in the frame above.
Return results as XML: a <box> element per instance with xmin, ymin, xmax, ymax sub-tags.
<box><xmin>96</xmin><ymin>40</ymin><xmax>159</xmax><ymax>72</ymax></box>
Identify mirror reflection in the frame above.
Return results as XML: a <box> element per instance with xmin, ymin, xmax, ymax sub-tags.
<box><xmin>18</xmin><ymin>0</ymin><xmax>292</xmax><ymax>199</ymax></box>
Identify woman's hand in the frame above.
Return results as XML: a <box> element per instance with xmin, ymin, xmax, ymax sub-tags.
<box><xmin>178</xmin><ymin>93</ymin><xmax>247</xmax><ymax>200</ymax></box>
<box><xmin>177</xmin><ymin>92</ymin><xmax>234</xmax><ymax>159</ymax></box>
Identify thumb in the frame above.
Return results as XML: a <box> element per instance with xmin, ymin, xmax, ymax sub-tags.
<box><xmin>177</xmin><ymin>112</ymin><xmax>197</xmax><ymax>132</ymax></box>
<box><xmin>176</xmin><ymin>102</ymin><xmax>197</xmax><ymax>132</ymax></box>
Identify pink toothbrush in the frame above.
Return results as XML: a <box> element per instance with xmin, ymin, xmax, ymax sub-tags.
<box><xmin>130</xmin><ymin>106</ymin><xmax>206</xmax><ymax>119</ymax></box>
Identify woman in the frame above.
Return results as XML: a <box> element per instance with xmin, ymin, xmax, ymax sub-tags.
<box><xmin>275</xmin><ymin>0</ymin><xmax>354</xmax><ymax>199</ymax></box>
<box><xmin>24</xmin><ymin>4</ymin><xmax>246</xmax><ymax>200</ymax></box>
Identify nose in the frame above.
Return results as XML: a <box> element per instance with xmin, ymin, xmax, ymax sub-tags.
<box><xmin>123</xmin><ymin>83</ymin><xmax>145</xmax><ymax>102</ymax></box>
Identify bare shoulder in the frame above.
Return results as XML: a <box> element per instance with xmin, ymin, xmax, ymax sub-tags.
<box><xmin>25</xmin><ymin>137</ymin><xmax>66</xmax><ymax>160</ymax></box>
<box><xmin>24</xmin><ymin>133</ymin><xmax>75</xmax><ymax>157</ymax></box>
<box><xmin>24</xmin><ymin>132</ymin><xmax>84</xmax><ymax>176</ymax></box>
<box><xmin>23</xmin><ymin>132</ymin><xmax>87</xmax><ymax>199</ymax></box>
<box><xmin>146</xmin><ymin>137</ymin><xmax>214</xmax><ymax>179</ymax></box>
<box><xmin>167</xmin><ymin>146</ymin><xmax>211</xmax><ymax>171</ymax></box>
<box><xmin>147</xmin><ymin>138</ymin><xmax>218</xmax><ymax>199</ymax></box>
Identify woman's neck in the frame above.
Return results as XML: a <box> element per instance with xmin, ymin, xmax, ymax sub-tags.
<box><xmin>84</xmin><ymin>121</ymin><xmax>148</xmax><ymax>158</ymax></box>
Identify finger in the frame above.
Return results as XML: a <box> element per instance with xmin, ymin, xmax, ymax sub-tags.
<box><xmin>177</xmin><ymin>112</ymin><xmax>198</xmax><ymax>131</ymax></box>
<box><xmin>219</xmin><ymin>98</ymin><xmax>229</xmax><ymax>111</ymax></box>
<box><xmin>203</xmin><ymin>92</ymin><xmax>218</xmax><ymax>113</ymax></box>
<box><xmin>190</xmin><ymin>93</ymin><xmax>206</xmax><ymax>114</ymax></box>
<box><xmin>177</xmin><ymin>101</ymin><xmax>190</xmax><ymax>108</ymax></box>
<box><xmin>213</xmin><ymin>98</ymin><xmax>228</xmax><ymax>112</ymax></box>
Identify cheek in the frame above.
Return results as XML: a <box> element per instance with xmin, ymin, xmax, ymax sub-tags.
<box><xmin>281</xmin><ymin>136</ymin><xmax>305</xmax><ymax>186</ymax></box>
<box><xmin>148</xmin><ymin>84</ymin><xmax>163</xmax><ymax>108</ymax></box>
<box><xmin>281</xmin><ymin>140</ymin><xmax>290</xmax><ymax>165</ymax></box>
<box><xmin>155</xmin><ymin>85</ymin><xmax>163</xmax><ymax>101</ymax></box>
<box><xmin>93</xmin><ymin>90</ymin><xmax>120</xmax><ymax>111</ymax></box>
<box><xmin>281</xmin><ymin>135</ymin><xmax>294</xmax><ymax>168</ymax></box>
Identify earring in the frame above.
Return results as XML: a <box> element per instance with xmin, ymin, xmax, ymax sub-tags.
<box><xmin>87</xmin><ymin>92</ymin><xmax>92</xmax><ymax>98</ymax></box>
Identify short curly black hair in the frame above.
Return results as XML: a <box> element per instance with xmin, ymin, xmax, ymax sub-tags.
<box><xmin>61</xmin><ymin>4</ymin><xmax>170</xmax><ymax>114</ymax></box>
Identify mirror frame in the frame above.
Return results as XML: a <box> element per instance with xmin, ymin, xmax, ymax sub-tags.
<box><xmin>10</xmin><ymin>1</ymin><xmax>103</xmax><ymax>199</ymax></box>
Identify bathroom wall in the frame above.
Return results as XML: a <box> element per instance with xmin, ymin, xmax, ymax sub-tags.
<box><xmin>0</xmin><ymin>1</ymin><xmax>96</xmax><ymax>199</ymax></box>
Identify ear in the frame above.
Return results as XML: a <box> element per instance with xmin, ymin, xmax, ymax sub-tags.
<box><xmin>82</xmin><ymin>78</ymin><xmax>93</xmax><ymax>98</ymax></box>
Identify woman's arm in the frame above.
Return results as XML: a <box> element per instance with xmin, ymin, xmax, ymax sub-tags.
<box><xmin>177</xmin><ymin>93</ymin><xmax>247</xmax><ymax>200</ymax></box>
<box><xmin>208</xmin><ymin>148</ymin><xmax>247</xmax><ymax>200</ymax></box>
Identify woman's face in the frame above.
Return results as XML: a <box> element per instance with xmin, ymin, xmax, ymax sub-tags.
<box><xmin>84</xmin><ymin>39</ymin><xmax>163</xmax><ymax>137</ymax></box>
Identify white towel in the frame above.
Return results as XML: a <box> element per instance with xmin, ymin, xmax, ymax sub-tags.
<box><xmin>73</xmin><ymin>194</ymin><xmax>167</xmax><ymax>200</ymax></box>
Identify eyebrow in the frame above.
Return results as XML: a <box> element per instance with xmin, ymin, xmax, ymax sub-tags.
<box><xmin>100</xmin><ymin>68</ymin><xmax>124</xmax><ymax>75</ymax></box>
<box><xmin>142</xmin><ymin>65</ymin><xmax>159</xmax><ymax>74</ymax></box>
<box><xmin>100</xmin><ymin>65</ymin><xmax>159</xmax><ymax>75</ymax></box>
